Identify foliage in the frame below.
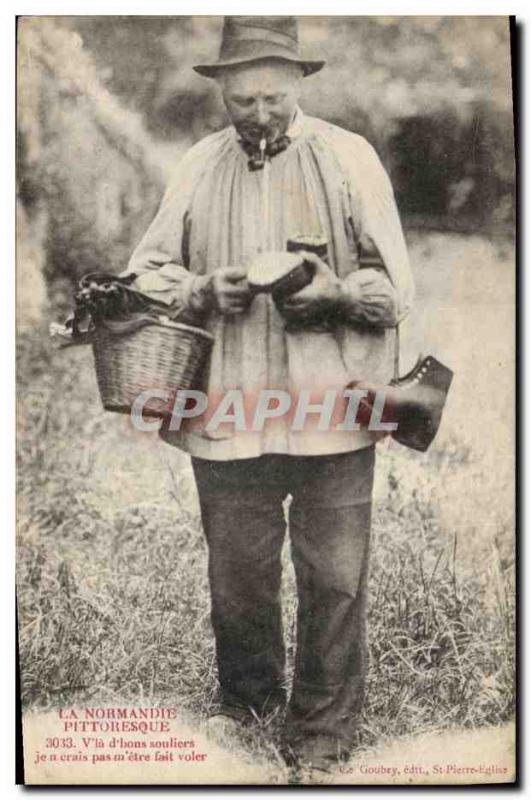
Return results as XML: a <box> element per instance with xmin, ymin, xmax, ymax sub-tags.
<box><xmin>17</xmin><ymin>18</ymin><xmax>174</xmax><ymax>308</ymax></box>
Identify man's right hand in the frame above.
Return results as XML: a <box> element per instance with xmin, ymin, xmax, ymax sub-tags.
<box><xmin>210</xmin><ymin>267</ymin><xmax>252</xmax><ymax>316</ymax></box>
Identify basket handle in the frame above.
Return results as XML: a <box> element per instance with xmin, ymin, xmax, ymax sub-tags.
<box><xmin>62</xmin><ymin>308</ymin><xmax>186</xmax><ymax>346</ymax></box>
<box><xmin>96</xmin><ymin>302</ymin><xmax>190</xmax><ymax>335</ymax></box>
<box><xmin>97</xmin><ymin>313</ymin><xmax>168</xmax><ymax>336</ymax></box>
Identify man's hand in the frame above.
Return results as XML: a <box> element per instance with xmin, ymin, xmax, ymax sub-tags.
<box><xmin>277</xmin><ymin>252</ymin><xmax>347</xmax><ymax>325</ymax></box>
<box><xmin>210</xmin><ymin>268</ymin><xmax>253</xmax><ymax>316</ymax></box>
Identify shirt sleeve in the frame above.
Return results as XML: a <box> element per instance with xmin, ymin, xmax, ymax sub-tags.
<box><xmin>342</xmin><ymin>268</ymin><xmax>398</xmax><ymax>327</ymax></box>
<box><xmin>335</xmin><ymin>132</ymin><xmax>415</xmax><ymax>324</ymax></box>
<box><xmin>121</xmin><ymin>143</ymin><xmax>211</xmax><ymax>312</ymax></box>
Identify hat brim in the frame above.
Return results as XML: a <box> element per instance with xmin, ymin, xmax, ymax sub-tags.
<box><xmin>193</xmin><ymin>56</ymin><xmax>325</xmax><ymax>78</ymax></box>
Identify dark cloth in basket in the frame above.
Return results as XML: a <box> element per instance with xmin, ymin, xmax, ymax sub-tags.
<box><xmin>52</xmin><ymin>272</ymin><xmax>214</xmax><ymax>416</ymax></box>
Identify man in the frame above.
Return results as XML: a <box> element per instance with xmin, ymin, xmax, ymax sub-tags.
<box><xmin>125</xmin><ymin>16</ymin><xmax>414</xmax><ymax>778</ymax></box>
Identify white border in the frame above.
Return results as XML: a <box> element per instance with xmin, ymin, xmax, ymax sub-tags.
<box><xmin>2</xmin><ymin>8</ymin><xmax>17</xmax><ymax>800</ymax></box>
<box><xmin>4</xmin><ymin>2</ymin><xmax>530</xmax><ymax>13</ymax></box>
<box><xmin>2</xmin><ymin>4</ymin><xmax>524</xmax><ymax>798</ymax></box>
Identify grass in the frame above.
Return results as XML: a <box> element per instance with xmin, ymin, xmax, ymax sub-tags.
<box><xmin>17</xmin><ymin>231</ymin><xmax>515</xmax><ymax>768</ymax></box>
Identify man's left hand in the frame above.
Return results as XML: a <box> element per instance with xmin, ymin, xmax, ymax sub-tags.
<box><xmin>277</xmin><ymin>252</ymin><xmax>346</xmax><ymax>324</ymax></box>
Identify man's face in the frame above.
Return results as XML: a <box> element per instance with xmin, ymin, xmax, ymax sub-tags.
<box><xmin>217</xmin><ymin>59</ymin><xmax>303</xmax><ymax>146</ymax></box>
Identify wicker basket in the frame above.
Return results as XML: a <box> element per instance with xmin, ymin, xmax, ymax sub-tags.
<box><xmin>92</xmin><ymin>316</ymin><xmax>214</xmax><ymax>418</ymax></box>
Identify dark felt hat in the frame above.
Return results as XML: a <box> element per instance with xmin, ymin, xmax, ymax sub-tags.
<box><xmin>193</xmin><ymin>16</ymin><xmax>325</xmax><ymax>78</ymax></box>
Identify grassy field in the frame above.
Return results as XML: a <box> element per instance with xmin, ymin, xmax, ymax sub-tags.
<box><xmin>17</xmin><ymin>231</ymin><xmax>515</xmax><ymax>770</ymax></box>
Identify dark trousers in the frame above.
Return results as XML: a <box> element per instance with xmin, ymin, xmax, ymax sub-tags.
<box><xmin>191</xmin><ymin>446</ymin><xmax>375</xmax><ymax>762</ymax></box>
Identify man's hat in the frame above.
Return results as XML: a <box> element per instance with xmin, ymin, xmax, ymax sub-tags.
<box><xmin>193</xmin><ymin>16</ymin><xmax>325</xmax><ymax>78</ymax></box>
